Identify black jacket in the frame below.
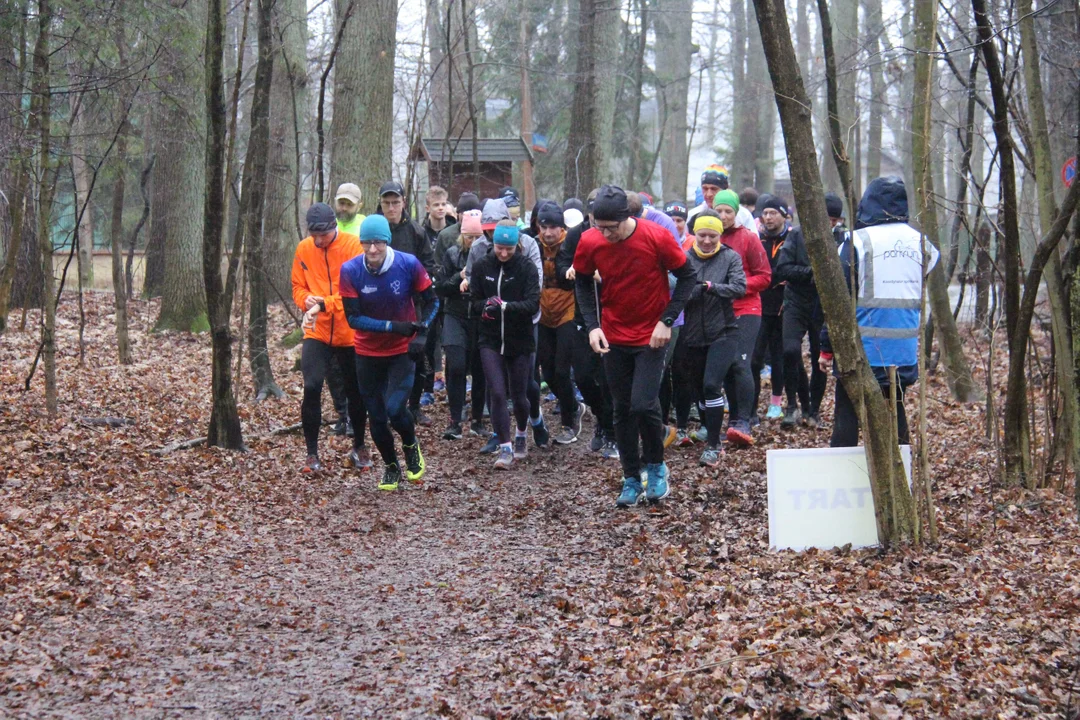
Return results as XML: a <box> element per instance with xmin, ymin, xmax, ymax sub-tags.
<box><xmin>774</xmin><ymin>225</ymin><xmax>819</xmax><ymax>315</ymax></box>
<box><xmin>434</xmin><ymin>240</ymin><xmax>472</xmax><ymax>321</ymax></box>
<box><xmin>555</xmin><ymin>220</ymin><xmax>589</xmax><ymax>327</ymax></box>
<box><xmin>759</xmin><ymin>229</ymin><xmax>787</xmax><ymax>316</ymax></box>
<box><xmin>373</xmin><ymin>210</ymin><xmax>437</xmax><ymax>275</ymax></box>
<box><xmin>680</xmin><ymin>245</ymin><xmax>746</xmax><ymax>347</ymax></box>
<box><xmin>470</xmin><ymin>250</ymin><xmax>540</xmax><ymax>357</ymax></box>
<box><xmin>423</xmin><ymin>213</ymin><xmax>456</xmax><ymax>255</ymax></box>
<box><xmin>855</xmin><ymin>175</ymin><xmax>909</xmax><ymax>229</ymax></box>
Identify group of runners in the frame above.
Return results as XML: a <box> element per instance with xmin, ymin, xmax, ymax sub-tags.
<box><xmin>292</xmin><ymin>167</ymin><xmax>934</xmax><ymax>505</ymax></box>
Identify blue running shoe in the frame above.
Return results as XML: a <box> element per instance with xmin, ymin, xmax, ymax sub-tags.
<box><xmin>544</xmin><ymin>392</ymin><xmax>557</xmax><ymax>403</ymax></box>
<box><xmin>420</xmin><ymin>392</ymin><xmax>435</xmax><ymax>407</ymax></box>
<box><xmin>644</xmin><ymin>462</ymin><xmax>671</xmax><ymax>502</ymax></box>
<box><xmin>479</xmin><ymin>433</ymin><xmax>500</xmax><ymax>454</ymax></box>
<box><xmin>616</xmin><ymin>476</ymin><xmax>645</xmax><ymax>507</ymax></box>
<box><xmin>760</xmin><ymin>364</ymin><xmax>771</xmax><ymax>380</ymax></box>
<box><xmin>574</xmin><ymin>385</ymin><xmax>584</xmax><ymax>403</ymax></box>
<box><xmin>433</xmin><ymin>378</ymin><xmax>445</xmax><ymax>392</ymax></box>
<box><xmin>765</xmin><ymin>404</ymin><xmax>783</xmax><ymax>420</ymax></box>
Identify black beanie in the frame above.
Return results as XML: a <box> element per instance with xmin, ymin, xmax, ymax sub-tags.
<box><xmin>537</xmin><ymin>201</ymin><xmax>565</xmax><ymax>227</ymax></box>
<box><xmin>758</xmin><ymin>194</ymin><xmax>789</xmax><ymax>217</ymax></box>
<box><xmin>591</xmin><ymin>185</ymin><xmax>631</xmax><ymax>222</ymax></box>
<box><xmin>825</xmin><ymin>192</ymin><xmax>844</xmax><ymax>219</ymax></box>
<box><xmin>306</xmin><ymin>202</ymin><xmax>337</xmax><ymax>233</ymax></box>
<box><xmin>456</xmin><ymin>192</ymin><xmax>482</xmax><ymax>214</ymax></box>
<box><xmin>663</xmin><ymin>200</ymin><xmax>688</xmax><ymax>220</ymax></box>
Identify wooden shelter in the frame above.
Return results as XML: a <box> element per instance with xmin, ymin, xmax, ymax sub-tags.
<box><xmin>408</xmin><ymin>137</ymin><xmax>535</xmax><ymax>202</ymax></box>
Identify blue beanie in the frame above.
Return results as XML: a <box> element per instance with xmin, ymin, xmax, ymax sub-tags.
<box><xmin>492</xmin><ymin>224</ymin><xmax>520</xmax><ymax>246</ymax></box>
<box><xmin>359</xmin><ymin>214</ymin><xmax>392</xmax><ymax>243</ymax></box>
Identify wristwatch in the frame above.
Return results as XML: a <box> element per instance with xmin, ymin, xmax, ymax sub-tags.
<box><xmin>662</xmin><ymin>317</ymin><xmax>675</xmax><ymax>327</ymax></box>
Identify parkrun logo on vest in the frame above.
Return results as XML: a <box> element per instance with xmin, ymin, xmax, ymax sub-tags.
<box><xmin>882</xmin><ymin>240</ymin><xmax>920</xmax><ymax>261</ymax></box>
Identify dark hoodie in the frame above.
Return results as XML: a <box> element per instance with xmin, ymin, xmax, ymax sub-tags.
<box><xmin>855</xmin><ymin>176</ymin><xmax>909</xmax><ymax>229</ymax></box>
<box><xmin>374</xmin><ymin>205</ymin><xmax>437</xmax><ymax>274</ymax></box>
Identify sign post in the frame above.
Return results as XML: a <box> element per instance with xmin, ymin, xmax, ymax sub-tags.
<box><xmin>767</xmin><ymin>446</ymin><xmax>913</xmax><ymax>551</ymax></box>
<box><xmin>1063</xmin><ymin>156</ymin><xmax>1076</xmax><ymax>188</ymax></box>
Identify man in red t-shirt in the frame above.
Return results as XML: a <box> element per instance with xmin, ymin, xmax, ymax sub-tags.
<box><xmin>574</xmin><ymin>185</ymin><xmax>696</xmax><ymax>507</ymax></box>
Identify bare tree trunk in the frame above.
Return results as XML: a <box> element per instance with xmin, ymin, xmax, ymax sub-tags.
<box><xmin>1017</xmin><ymin>0</ymin><xmax>1080</xmax><ymax>485</ymax></box>
<box><xmin>910</xmin><ymin>0</ymin><xmax>980</xmax><ymax>403</ymax></box>
<box><xmin>110</xmin><ymin>133</ymin><xmax>132</xmax><ymax>365</ymax></box>
<box><xmin>264</xmin><ymin>0</ymin><xmax>308</xmax><ymax>295</ymax></box>
<box><xmin>626</xmin><ymin>0</ymin><xmax>649</xmax><ymax>190</ymax></box>
<box><xmin>972</xmin><ymin>0</ymin><xmax>1028</xmax><ymax>486</ymax></box>
<box><xmin>730</xmin><ymin>0</ymin><xmax>752</xmax><ymax>187</ymax></box>
<box><xmin>33</xmin><ymin>0</ymin><xmax>56</xmax><ymax>414</ymax></box>
<box><xmin>243</xmin><ymin>0</ymin><xmax>283</xmax><ymax>402</ymax></box>
<box><xmin>752</xmin><ymin>0</ymin><xmax>918</xmax><ymax>545</ymax></box>
<box><xmin>203</xmin><ymin>0</ymin><xmax>244</xmax><ymax>449</ymax></box>
<box><xmin>71</xmin><ymin>106</ymin><xmax>94</xmax><ymax>289</ymax></box>
<box><xmin>654</xmin><ymin>0</ymin><xmax>693</xmax><ymax>201</ymax></box>
<box><xmin>154</xmin><ymin>0</ymin><xmax>208</xmax><ymax>331</ymax></box>
<box><xmin>563</xmin><ymin>0</ymin><xmax>621</xmax><ymax>198</ymax></box>
<box><xmin>863</xmin><ymin>0</ymin><xmax>884</xmax><ymax>180</ymax></box>
<box><xmin>748</xmin><ymin>15</ymin><xmax>775</xmax><ymax>192</ymax></box>
<box><xmin>330</xmin><ymin>0</ymin><xmax>397</xmax><ymax>207</ymax></box>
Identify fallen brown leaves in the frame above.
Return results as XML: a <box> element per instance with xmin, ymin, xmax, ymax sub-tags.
<box><xmin>1</xmin><ymin>292</ymin><xmax>1078</xmax><ymax>718</ymax></box>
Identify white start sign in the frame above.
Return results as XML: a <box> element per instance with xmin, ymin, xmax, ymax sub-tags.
<box><xmin>766</xmin><ymin>446</ymin><xmax>913</xmax><ymax>551</ymax></box>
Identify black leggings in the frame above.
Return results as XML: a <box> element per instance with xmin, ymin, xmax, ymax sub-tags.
<box><xmin>783</xmin><ymin>305</ymin><xmax>826</xmax><ymax>415</ymax></box>
<box><xmin>831</xmin><ymin>378</ymin><xmax>909</xmax><ymax>447</ymax></box>
<box><xmin>355</xmin><ymin>353</ymin><xmax>417</xmax><ymax>467</ymax></box>
<box><xmin>480</xmin><ymin>348</ymin><xmax>533</xmax><ymax>444</ymax></box>
<box><xmin>604</xmin><ymin>344</ymin><xmax>667</xmax><ymax>479</ymax></box>
<box><xmin>537</xmin><ymin>322</ymin><xmax>579</xmax><ymax>426</ymax></box>
<box><xmin>671</xmin><ymin>332</ymin><xmax>695</xmax><ymax>429</ymax></box>
<box><xmin>751</xmin><ymin>313</ymin><xmax>785</xmax><ymax>412</ymax></box>
<box><xmin>680</xmin><ymin>338</ymin><xmax>738</xmax><ymax>447</ymax></box>
<box><xmin>723</xmin><ymin>314</ymin><xmax>761</xmax><ymax>424</ymax></box>
<box><xmin>571</xmin><ymin>325</ymin><xmax>613</xmax><ymax>434</ymax></box>
<box><xmin>301</xmin><ymin>340</ymin><xmax>367</xmax><ymax>455</ymax></box>
<box><xmin>442</xmin><ymin>315</ymin><xmax>486</xmax><ymax>425</ymax></box>
<box><xmin>409</xmin><ymin>316</ymin><xmax>441</xmax><ymax>409</ymax></box>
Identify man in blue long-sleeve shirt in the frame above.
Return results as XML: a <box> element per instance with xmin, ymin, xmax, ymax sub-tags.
<box><xmin>338</xmin><ymin>215</ymin><xmax>440</xmax><ymax>491</ymax></box>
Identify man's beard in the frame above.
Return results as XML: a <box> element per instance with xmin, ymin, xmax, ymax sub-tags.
<box><xmin>336</xmin><ymin>209</ymin><xmax>357</xmax><ymax>223</ymax></box>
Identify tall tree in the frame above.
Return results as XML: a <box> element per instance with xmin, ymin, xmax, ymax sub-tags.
<box><xmin>654</xmin><ymin>0</ymin><xmax>693</xmax><ymax>201</ymax></box>
<box><xmin>972</xmin><ymin>0</ymin><xmax>1027</xmax><ymax>485</ymax></box>
<box><xmin>910</xmin><ymin>0</ymin><xmax>980</xmax><ymax>402</ymax></box>
<box><xmin>203</xmin><ymin>0</ymin><xmax>244</xmax><ymax>448</ymax></box>
<box><xmin>562</xmin><ymin>0</ymin><xmax>621</xmax><ymax>198</ymax></box>
<box><xmin>243</xmin><ymin>0</ymin><xmax>282</xmax><ymax>402</ymax></box>
<box><xmin>263</xmin><ymin>0</ymin><xmax>308</xmax><ymax>294</ymax></box>
<box><xmin>109</xmin><ymin>2</ymin><xmax>132</xmax><ymax>365</ymax></box>
<box><xmin>862</xmin><ymin>0</ymin><xmax>884</xmax><ymax>180</ymax></box>
<box><xmin>752</xmin><ymin>0</ymin><xmax>919</xmax><ymax>545</ymax></box>
<box><xmin>329</xmin><ymin>0</ymin><xmax>397</xmax><ymax>205</ymax></box>
<box><xmin>33</xmin><ymin>0</ymin><xmax>57</xmax><ymax>413</ymax></box>
<box><xmin>1017</xmin><ymin>0</ymin><xmax>1080</xmax><ymax>484</ymax></box>
<box><xmin>153</xmin><ymin>1</ymin><xmax>209</xmax><ymax>331</ymax></box>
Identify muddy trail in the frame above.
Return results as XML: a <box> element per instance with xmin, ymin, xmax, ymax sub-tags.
<box><xmin>2</xmin><ymin>295</ymin><xmax>1078</xmax><ymax>718</ymax></box>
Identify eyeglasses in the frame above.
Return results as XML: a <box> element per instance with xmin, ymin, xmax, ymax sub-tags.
<box><xmin>594</xmin><ymin>223</ymin><xmax>621</xmax><ymax>235</ymax></box>
<box><xmin>361</xmin><ymin>240</ymin><xmax>388</xmax><ymax>248</ymax></box>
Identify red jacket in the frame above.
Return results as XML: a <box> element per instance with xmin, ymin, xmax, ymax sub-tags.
<box><xmin>721</xmin><ymin>225</ymin><xmax>771</xmax><ymax>316</ymax></box>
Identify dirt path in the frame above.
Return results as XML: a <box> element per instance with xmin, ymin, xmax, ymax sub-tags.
<box><xmin>3</xmin><ymin>297</ymin><xmax>1078</xmax><ymax>718</ymax></box>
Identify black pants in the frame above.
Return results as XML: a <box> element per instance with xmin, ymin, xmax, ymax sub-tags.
<box><xmin>571</xmin><ymin>325</ymin><xmax>614</xmax><ymax>434</ymax></box>
<box><xmin>442</xmin><ymin>314</ymin><xmax>486</xmax><ymax>426</ymax></box>
<box><xmin>537</xmin><ymin>322</ymin><xmax>579</xmax><ymax>427</ymax></box>
<box><xmin>409</xmin><ymin>317</ymin><xmax>441</xmax><ymax>410</ymax></box>
<box><xmin>671</xmin><ymin>332</ymin><xmax>695</xmax><ymax>429</ymax></box>
<box><xmin>355</xmin><ymin>353</ymin><xmax>417</xmax><ymax>467</ymax></box>
<box><xmin>604</xmin><ymin>344</ymin><xmax>667</xmax><ymax>478</ymax></box>
<box><xmin>480</xmin><ymin>349</ymin><xmax>533</xmax><ymax>443</ymax></box>
<box><xmin>783</xmin><ymin>304</ymin><xmax>826</xmax><ymax>416</ymax></box>
<box><xmin>681</xmin><ymin>338</ymin><xmax>737</xmax><ymax>447</ymax></box>
<box><xmin>723</xmin><ymin>314</ymin><xmax>761</xmax><ymax>425</ymax></box>
<box><xmin>301</xmin><ymin>340</ymin><xmax>367</xmax><ymax>456</ymax></box>
<box><xmin>658</xmin><ymin>326</ymin><xmax>680</xmax><ymax>425</ymax></box>
<box><xmin>831</xmin><ymin>377</ymin><xmax>909</xmax><ymax>448</ymax></box>
<box><xmin>751</xmin><ymin>313</ymin><xmax>785</xmax><ymax>413</ymax></box>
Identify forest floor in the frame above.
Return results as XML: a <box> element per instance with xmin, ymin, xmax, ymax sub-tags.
<box><xmin>1</xmin><ymin>293</ymin><xmax>1079</xmax><ymax>718</ymax></box>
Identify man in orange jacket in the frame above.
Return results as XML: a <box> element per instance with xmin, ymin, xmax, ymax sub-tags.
<box><xmin>291</xmin><ymin>202</ymin><xmax>370</xmax><ymax>473</ymax></box>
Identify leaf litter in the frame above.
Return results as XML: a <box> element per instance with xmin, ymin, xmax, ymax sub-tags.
<box><xmin>1</xmin><ymin>293</ymin><xmax>1078</xmax><ymax>718</ymax></box>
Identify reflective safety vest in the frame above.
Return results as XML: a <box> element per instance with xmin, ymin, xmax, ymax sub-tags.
<box><xmin>844</xmin><ymin>223</ymin><xmax>939</xmax><ymax>368</ymax></box>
